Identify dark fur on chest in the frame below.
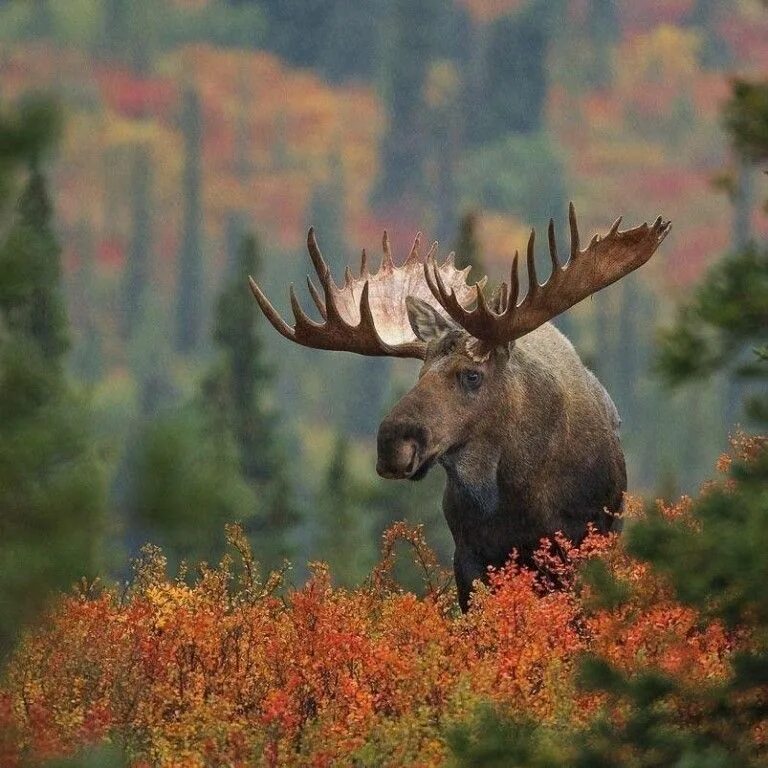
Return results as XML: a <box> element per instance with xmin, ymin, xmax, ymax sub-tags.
<box><xmin>441</xmin><ymin>433</ymin><xmax>625</xmax><ymax>611</ymax></box>
<box><xmin>443</xmin><ymin>463</ymin><xmax>545</xmax><ymax>568</ymax></box>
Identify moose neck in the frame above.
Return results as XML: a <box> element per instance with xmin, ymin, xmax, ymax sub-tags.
<box><xmin>437</xmin><ymin>347</ymin><xmax>569</xmax><ymax>568</ymax></box>
<box><xmin>439</xmin><ymin>438</ymin><xmax>502</xmax><ymax>517</ymax></box>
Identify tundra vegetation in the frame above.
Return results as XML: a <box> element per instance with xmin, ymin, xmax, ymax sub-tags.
<box><xmin>1</xmin><ymin>436</ymin><xmax>766</xmax><ymax>767</ymax></box>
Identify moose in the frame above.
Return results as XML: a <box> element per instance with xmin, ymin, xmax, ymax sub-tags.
<box><xmin>249</xmin><ymin>204</ymin><xmax>670</xmax><ymax>610</ymax></box>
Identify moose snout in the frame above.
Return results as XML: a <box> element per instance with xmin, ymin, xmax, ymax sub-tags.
<box><xmin>376</xmin><ymin>421</ymin><xmax>430</xmax><ymax>479</ymax></box>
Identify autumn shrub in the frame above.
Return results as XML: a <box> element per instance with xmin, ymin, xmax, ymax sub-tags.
<box><xmin>2</xmin><ymin>439</ymin><xmax>765</xmax><ymax>767</ymax></box>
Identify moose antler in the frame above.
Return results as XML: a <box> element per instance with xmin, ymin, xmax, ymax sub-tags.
<box><xmin>248</xmin><ymin>228</ymin><xmax>484</xmax><ymax>359</ymax></box>
<box><xmin>425</xmin><ymin>203</ymin><xmax>671</xmax><ymax>352</ymax></box>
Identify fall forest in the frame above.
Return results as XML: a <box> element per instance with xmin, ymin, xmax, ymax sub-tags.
<box><xmin>0</xmin><ymin>0</ymin><xmax>767</xmax><ymax>766</ymax></box>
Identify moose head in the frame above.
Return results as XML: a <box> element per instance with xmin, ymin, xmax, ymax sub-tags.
<box><xmin>250</xmin><ymin>204</ymin><xmax>670</xmax><ymax>610</ymax></box>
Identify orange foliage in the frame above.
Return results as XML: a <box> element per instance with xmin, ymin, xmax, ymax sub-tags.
<box><xmin>96</xmin><ymin>67</ymin><xmax>178</xmax><ymax>119</ymax></box>
<box><xmin>718</xmin><ymin>13</ymin><xmax>768</xmax><ymax>75</ymax></box>
<box><xmin>474</xmin><ymin>212</ymin><xmax>533</xmax><ymax>267</ymax></box>
<box><xmin>616</xmin><ymin>0</ymin><xmax>697</xmax><ymax>33</ymax></box>
<box><xmin>547</xmin><ymin>19</ymin><xmax>768</xmax><ymax>293</ymax></box>
<box><xmin>457</xmin><ymin>0</ymin><xmax>530</xmax><ymax>24</ymax></box>
<box><xmin>1</xmin><ymin>482</ymin><xmax>745</xmax><ymax>767</ymax></box>
<box><xmin>0</xmin><ymin>43</ymin><xmax>385</xmax><ymax>266</ymax></box>
<box><xmin>164</xmin><ymin>45</ymin><xmax>385</xmax><ymax>251</ymax></box>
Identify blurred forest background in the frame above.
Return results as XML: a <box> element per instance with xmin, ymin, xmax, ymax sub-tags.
<box><xmin>0</xmin><ymin>0</ymin><xmax>766</xmax><ymax>656</ymax></box>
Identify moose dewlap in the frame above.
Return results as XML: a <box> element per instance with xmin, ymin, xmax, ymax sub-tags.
<box><xmin>249</xmin><ymin>203</ymin><xmax>670</xmax><ymax>611</ymax></box>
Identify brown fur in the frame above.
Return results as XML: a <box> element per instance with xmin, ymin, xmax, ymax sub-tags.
<box><xmin>377</xmin><ymin>313</ymin><xmax>625</xmax><ymax>611</ymax></box>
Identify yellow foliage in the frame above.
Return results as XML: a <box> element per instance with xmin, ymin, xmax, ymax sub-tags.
<box><xmin>457</xmin><ymin>0</ymin><xmax>530</xmax><ymax>24</ymax></box>
<box><xmin>615</xmin><ymin>24</ymin><xmax>701</xmax><ymax>94</ymax></box>
<box><xmin>424</xmin><ymin>60</ymin><xmax>460</xmax><ymax>110</ymax></box>
<box><xmin>475</xmin><ymin>212</ymin><xmax>533</xmax><ymax>268</ymax></box>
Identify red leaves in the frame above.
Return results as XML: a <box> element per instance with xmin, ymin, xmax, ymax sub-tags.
<box><xmin>0</xmin><ymin>506</ymin><xmax>743</xmax><ymax>766</ymax></box>
<box><xmin>96</xmin><ymin>67</ymin><xmax>178</xmax><ymax>119</ymax></box>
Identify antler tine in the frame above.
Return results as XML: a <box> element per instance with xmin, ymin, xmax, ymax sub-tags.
<box><xmin>405</xmin><ymin>234</ymin><xmax>421</xmax><ymax>265</ymax></box>
<box><xmin>547</xmin><ymin>218</ymin><xmax>560</xmax><ymax>275</ymax></box>
<box><xmin>306</xmin><ymin>276</ymin><xmax>327</xmax><ymax>320</ymax></box>
<box><xmin>431</xmin><ymin>257</ymin><xmax>461</xmax><ymax>314</ymax></box>
<box><xmin>526</xmin><ymin>229</ymin><xmax>538</xmax><ymax>295</ymax></box>
<box><xmin>475</xmin><ymin>282</ymin><xmax>492</xmax><ymax>317</ymax></box>
<box><xmin>568</xmin><ymin>202</ymin><xmax>580</xmax><ymax>260</ymax></box>
<box><xmin>425</xmin><ymin>258</ymin><xmax>451</xmax><ymax>314</ymax></box>
<box><xmin>501</xmin><ymin>282</ymin><xmax>509</xmax><ymax>313</ymax></box>
<box><xmin>248</xmin><ymin>276</ymin><xmax>295</xmax><ymax>341</ymax></box>
<box><xmin>493</xmin><ymin>282</ymin><xmax>510</xmax><ymax>313</ymax></box>
<box><xmin>423</xmin><ymin>257</ymin><xmax>440</xmax><ymax>304</ymax></box>
<box><xmin>424</xmin><ymin>203</ymin><xmax>670</xmax><ymax>351</ymax></box>
<box><xmin>290</xmin><ymin>283</ymin><xmax>322</xmax><ymax>331</ymax></box>
<box><xmin>510</xmin><ymin>252</ymin><xmax>520</xmax><ymax>308</ymax></box>
<box><xmin>307</xmin><ymin>227</ymin><xmax>331</xmax><ymax>280</ymax></box>
<box><xmin>428</xmin><ymin>257</ymin><xmax>450</xmax><ymax>305</ymax></box>
<box><xmin>251</xmin><ymin>226</ymin><xmax>488</xmax><ymax>360</ymax></box>
<box><xmin>357</xmin><ymin>280</ymin><xmax>382</xmax><ymax>340</ymax></box>
<box><xmin>307</xmin><ymin>227</ymin><xmax>346</xmax><ymax>325</ymax></box>
<box><xmin>382</xmin><ymin>230</ymin><xmax>394</xmax><ymax>270</ymax></box>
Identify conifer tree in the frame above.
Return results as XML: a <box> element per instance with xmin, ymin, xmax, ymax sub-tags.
<box><xmin>118</xmin><ymin>293</ymin><xmax>251</xmax><ymax>568</ymax></box>
<box><xmin>0</xmin><ymin>113</ymin><xmax>105</xmax><ymax>654</ymax></box>
<box><xmin>656</xmin><ymin>244</ymin><xmax>768</xmax><ymax>423</ymax></box>
<box><xmin>201</xmin><ymin>232</ymin><xmax>299</xmax><ymax>567</ymax></box>
<box><xmin>310</xmin><ymin>169</ymin><xmax>390</xmax><ymax>436</ymax></box>
<box><xmin>657</xmin><ymin>78</ymin><xmax>768</xmax><ymax>423</ymax></box>
<box><xmin>0</xmin><ymin>165</ymin><xmax>69</xmax><ymax>361</ymax></box>
<box><xmin>175</xmin><ymin>87</ymin><xmax>205</xmax><ymax>353</ymax></box>
<box><xmin>125</xmin><ymin>405</ymin><xmax>255</xmax><ymax>568</ymax></box>
<box><xmin>316</xmin><ymin>435</ymin><xmax>374</xmax><ymax>586</ymax></box>
<box><xmin>70</xmin><ymin>223</ymin><xmax>103</xmax><ymax>385</ymax></box>
<box><xmin>374</xmin><ymin>0</ymin><xmax>448</xmax><ymax>204</ymax></box>
<box><xmin>121</xmin><ymin>145</ymin><xmax>152</xmax><ymax>339</ymax></box>
<box><xmin>464</xmin><ymin>4</ymin><xmax>554</xmax><ymax>148</ymax></box>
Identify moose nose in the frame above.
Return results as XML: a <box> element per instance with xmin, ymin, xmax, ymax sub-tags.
<box><xmin>376</xmin><ymin>421</ymin><xmax>429</xmax><ymax>479</ymax></box>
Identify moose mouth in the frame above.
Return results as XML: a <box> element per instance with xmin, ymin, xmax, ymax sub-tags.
<box><xmin>377</xmin><ymin>447</ymin><xmax>439</xmax><ymax>482</ymax></box>
<box><xmin>408</xmin><ymin>453</ymin><xmax>437</xmax><ymax>481</ymax></box>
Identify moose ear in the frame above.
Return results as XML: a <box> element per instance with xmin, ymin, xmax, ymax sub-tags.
<box><xmin>406</xmin><ymin>296</ymin><xmax>454</xmax><ymax>342</ymax></box>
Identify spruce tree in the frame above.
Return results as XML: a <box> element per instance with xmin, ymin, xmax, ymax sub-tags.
<box><xmin>316</xmin><ymin>435</ymin><xmax>374</xmax><ymax>586</ymax></box>
<box><xmin>656</xmin><ymin>244</ymin><xmax>768</xmax><ymax>423</ymax></box>
<box><xmin>723</xmin><ymin>79</ymin><xmax>768</xmax><ymax>163</ymax></box>
<box><xmin>118</xmin><ymin>294</ymin><xmax>252</xmax><ymax>568</ymax></box>
<box><xmin>464</xmin><ymin>3</ymin><xmax>554</xmax><ymax>148</ymax></box>
<box><xmin>310</xmin><ymin>168</ymin><xmax>389</xmax><ymax>436</ymax></box>
<box><xmin>70</xmin><ymin>223</ymin><xmax>103</xmax><ymax>385</ymax></box>
<box><xmin>0</xmin><ymin>165</ymin><xmax>69</xmax><ymax>361</ymax></box>
<box><xmin>656</xmin><ymin>78</ymin><xmax>768</xmax><ymax>424</ymax></box>
<box><xmin>175</xmin><ymin>87</ymin><xmax>205</xmax><ymax>353</ymax></box>
<box><xmin>121</xmin><ymin>145</ymin><xmax>153</xmax><ymax>339</ymax></box>
<box><xmin>201</xmin><ymin>232</ymin><xmax>299</xmax><ymax>568</ymax></box>
<box><xmin>0</xmin><ymin>146</ymin><xmax>105</xmax><ymax>654</ymax></box>
<box><xmin>374</xmin><ymin>0</ymin><xmax>448</xmax><ymax>204</ymax></box>
<box><xmin>126</xmin><ymin>406</ymin><xmax>256</xmax><ymax>568</ymax></box>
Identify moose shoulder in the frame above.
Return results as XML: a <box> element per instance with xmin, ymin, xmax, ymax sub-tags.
<box><xmin>249</xmin><ymin>204</ymin><xmax>670</xmax><ymax>611</ymax></box>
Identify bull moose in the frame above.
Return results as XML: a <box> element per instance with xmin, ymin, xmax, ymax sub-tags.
<box><xmin>249</xmin><ymin>204</ymin><xmax>670</xmax><ymax>610</ymax></box>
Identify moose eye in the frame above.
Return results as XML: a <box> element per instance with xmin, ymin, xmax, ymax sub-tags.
<box><xmin>460</xmin><ymin>369</ymin><xmax>483</xmax><ymax>391</ymax></box>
